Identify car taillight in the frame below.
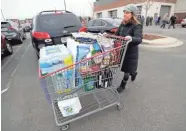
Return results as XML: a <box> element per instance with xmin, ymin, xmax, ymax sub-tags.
<box><xmin>79</xmin><ymin>26</ymin><xmax>87</xmax><ymax>32</ymax></box>
<box><xmin>110</xmin><ymin>28</ymin><xmax>118</xmax><ymax>33</ymax></box>
<box><xmin>32</xmin><ymin>32</ymin><xmax>50</xmax><ymax>39</ymax></box>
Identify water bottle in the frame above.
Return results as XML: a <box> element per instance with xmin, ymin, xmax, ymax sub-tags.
<box><xmin>52</xmin><ymin>58</ymin><xmax>62</xmax><ymax>72</ymax></box>
<box><xmin>39</xmin><ymin>59</ymin><xmax>52</xmax><ymax>75</ymax></box>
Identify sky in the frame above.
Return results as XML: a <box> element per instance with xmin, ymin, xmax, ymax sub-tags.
<box><xmin>1</xmin><ymin>0</ymin><xmax>95</xmax><ymax>20</ymax></box>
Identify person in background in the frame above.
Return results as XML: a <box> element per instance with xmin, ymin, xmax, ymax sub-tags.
<box><xmin>146</xmin><ymin>16</ymin><xmax>150</xmax><ymax>26</ymax></box>
<box><xmin>157</xmin><ymin>16</ymin><xmax>161</xmax><ymax>25</ymax></box>
<box><xmin>150</xmin><ymin>16</ymin><xmax>153</xmax><ymax>26</ymax></box>
<box><xmin>160</xmin><ymin>13</ymin><xmax>169</xmax><ymax>28</ymax></box>
<box><xmin>88</xmin><ymin>17</ymin><xmax>91</xmax><ymax>22</ymax></box>
<box><xmin>141</xmin><ymin>15</ymin><xmax>145</xmax><ymax>27</ymax></box>
<box><xmin>115</xmin><ymin>4</ymin><xmax>143</xmax><ymax>93</ymax></box>
<box><xmin>137</xmin><ymin>15</ymin><xmax>141</xmax><ymax>21</ymax></box>
<box><xmin>154</xmin><ymin>16</ymin><xmax>158</xmax><ymax>25</ymax></box>
<box><xmin>168</xmin><ymin>14</ymin><xmax>177</xmax><ymax>29</ymax></box>
<box><xmin>137</xmin><ymin>15</ymin><xmax>143</xmax><ymax>26</ymax></box>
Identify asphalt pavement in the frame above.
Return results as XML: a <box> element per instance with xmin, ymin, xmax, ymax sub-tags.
<box><xmin>1</xmin><ymin>28</ymin><xmax>186</xmax><ymax>131</ymax></box>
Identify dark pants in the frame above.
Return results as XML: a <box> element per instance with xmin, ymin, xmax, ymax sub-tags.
<box><xmin>160</xmin><ymin>21</ymin><xmax>166</xmax><ymax>28</ymax></box>
<box><xmin>122</xmin><ymin>73</ymin><xmax>130</xmax><ymax>83</ymax></box>
<box><xmin>150</xmin><ymin>21</ymin><xmax>152</xmax><ymax>26</ymax></box>
<box><xmin>146</xmin><ymin>21</ymin><xmax>149</xmax><ymax>26</ymax></box>
<box><xmin>121</xmin><ymin>72</ymin><xmax>136</xmax><ymax>84</ymax></box>
<box><xmin>157</xmin><ymin>21</ymin><xmax>160</xmax><ymax>25</ymax></box>
<box><xmin>168</xmin><ymin>22</ymin><xmax>175</xmax><ymax>29</ymax></box>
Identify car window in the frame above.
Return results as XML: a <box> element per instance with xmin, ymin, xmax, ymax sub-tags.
<box><xmin>100</xmin><ymin>20</ymin><xmax>106</xmax><ymax>26</ymax></box>
<box><xmin>87</xmin><ymin>20</ymin><xmax>94</xmax><ymax>27</ymax></box>
<box><xmin>106</xmin><ymin>18</ymin><xmax>122</xmax><ymax>26</ymax></box>
<box><xmin>10</xmin><ymin>22</ymin><xmax>15</xmax><ymax>28</ymax></box>
<box><xmin>9</xmin><ymin>21</ymin><xmax>18</xmax><ymax>28</ymax></box>
<box><xmin>38</xmin><ymin>14</ymin><xmax>81</xmax><ymax>31</ymax></box>
<box><xmin>93</xmin><ymin>20</ymin><xmax>102</xmax><ymax>26</ymax></box>
<box><xmin>1</xmin><ymin>22</ymin><xmax>11</xmax><ymax>28</ymax></box>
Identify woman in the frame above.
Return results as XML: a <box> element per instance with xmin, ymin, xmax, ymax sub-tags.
<box><xmin>115</xmin><ymin>4</ymin><xmax>143</xmax><ymax>93</ymax></box>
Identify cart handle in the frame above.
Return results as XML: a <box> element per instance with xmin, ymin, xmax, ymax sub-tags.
<box><xmin>104</xmin><ymin>34</ymin><xmax>126</xmax><ymax>40</ymax></box>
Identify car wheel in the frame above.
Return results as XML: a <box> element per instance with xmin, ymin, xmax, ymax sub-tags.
<box><xmin>182</xmin><ymin>25</ymin><xmax>185</xmax><ymax>28</ymax></box>
<box><xmin>18</xmin><ymin>34</ymin><xmax>23</xmax><ymax>44</ymax></box>
<box><xmin>23</xmin><ymin>33</ymin><xmax>27</xmax><ymax>40</ymax></box>
<box><xmin>4</xmin><ymin>40</ymin><xmax>13</xmax><ymax>56</ymax></box>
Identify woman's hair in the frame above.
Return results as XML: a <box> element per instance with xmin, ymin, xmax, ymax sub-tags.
<box><xmin>131</xmin><ymin>14</ymin><xmax>141</xmax><ymax>25</ymax></box>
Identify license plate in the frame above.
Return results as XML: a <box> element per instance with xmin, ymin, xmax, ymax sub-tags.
<box><xmin>61</xmin><ymin>37</ymin><xmax>67</xmax><ymax>43</ymax></box>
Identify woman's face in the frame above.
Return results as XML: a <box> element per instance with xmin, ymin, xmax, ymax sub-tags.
<box><xmin>123</xmin><ymin>11</ymin><xmax>133</xmax><ymax>22</ymax></box>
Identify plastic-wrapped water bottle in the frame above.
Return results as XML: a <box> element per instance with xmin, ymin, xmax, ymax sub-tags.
<box><xmin>52</xmin><ymin>58</ymin><xmax>63</xmax><ymax>72</ymax></box>
<box><xmin>39</xmin><ymin>59</ymin><xmax>53</xmax><ymax>75</ymax></box>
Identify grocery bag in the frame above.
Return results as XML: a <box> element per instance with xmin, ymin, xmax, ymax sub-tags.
<box><xmin>98</xmin><ymin>38</ymin><xmax>115</xmax><ymax>66</ymax></box>
<box><xmin>58</xmin><ymin>96</ymin><xmax>82</xmax><ymax>117</ymax></box>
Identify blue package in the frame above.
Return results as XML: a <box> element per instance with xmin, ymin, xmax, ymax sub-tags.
<box><xmin>76</xmin><ymin>45</ymin><xmax>90</xmax><ymax>62</ymax></box>
<box><xmin>75</xmin><ymin>45</ymin><xmax>91</xmax><ymax>88</ymax></box>
<box><xmin>93</xmin><ymin>42</ymin><xmax>101</xmax><ymax>52</ymax></box>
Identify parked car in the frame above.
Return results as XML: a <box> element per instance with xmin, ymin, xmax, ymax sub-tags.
<box><xmin>31</xmin><ymin>10</ymin><xmax>82</xmax><ymax>57</ymax></box>
<box><xmin>1</xmin><ymin>34</ymin><xmax>13</xmax><ymax>56</ymax></box>
<box><xmin>1</xmin><ymin>21</ymin><xmax>26</xmax><ymax>44</ymax></box>
<box><xmin>181</xmin><ymin>18</ymin><xmax>186</xmax><ymax>27</ymax></box>
<box><xmin>86</xmin><ymin>18</ymin><xmax>122</xmax><ymax>34</ymax></box>
<box><xmin>24</xmin><ymin>25</ymin><xmax>31</xmax><ymax>32</ymax></box>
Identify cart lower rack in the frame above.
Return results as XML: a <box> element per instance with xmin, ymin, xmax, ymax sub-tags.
<box><xmin>39</xmin><ymin>34</ymin><xmax>131</xmax><ymax>131</ymax></box>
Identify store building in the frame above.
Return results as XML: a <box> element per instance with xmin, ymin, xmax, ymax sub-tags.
<box><xmin>94</xmin><ymin>0</ymin><xmax>177</xmax><ymax>19</ymax></box>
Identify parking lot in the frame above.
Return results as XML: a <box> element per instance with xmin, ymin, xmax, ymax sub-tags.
<box><xmin>1</xmin><ymin>27</ymin><xmax>186</xmax><ymax>131</ymax></box>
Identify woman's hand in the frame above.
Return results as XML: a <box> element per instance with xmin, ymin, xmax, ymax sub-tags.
<box><xmin>124</xmin><ymin>36</ymin><xmax>132</xmax><ymax>41</ymax></box>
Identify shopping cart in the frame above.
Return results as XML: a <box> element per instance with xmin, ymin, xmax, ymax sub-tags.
<box><xmin>39</xmin><ymin>34</ymin><xmax>131</xmax><ymax>131</ymax></box>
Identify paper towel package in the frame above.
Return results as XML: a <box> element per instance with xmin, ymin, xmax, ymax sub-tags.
<box><xmin>57</xmin><ymin>97</ymin><xmax>82</xmax><ymax>117</ymax></box>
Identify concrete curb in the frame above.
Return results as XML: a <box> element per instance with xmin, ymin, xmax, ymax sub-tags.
<box><xmin>141</xmin><ymin>34</ymin><xmax>183</xmax><ymax>48</ymax></box>
<box><xmin>140</xmin><ymin>40</ymin><xmax>183</xmax><ymax>48</ymax></box>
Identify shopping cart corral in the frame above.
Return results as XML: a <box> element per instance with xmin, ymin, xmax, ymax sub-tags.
<box><xmin>39</xmin><ymin>34</ymin><xmax>131</xmax><ymax>131</ymax></box>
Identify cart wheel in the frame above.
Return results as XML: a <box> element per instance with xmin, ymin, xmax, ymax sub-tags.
<box><xmin>60</xmin><ymin>124</ymin><xmax>69</xmax><ymax>131</ymax></box>
<box><xmin>117</xmin><ymin>104</ymin><xmax>123</xmax><ymax>110</ymax></box>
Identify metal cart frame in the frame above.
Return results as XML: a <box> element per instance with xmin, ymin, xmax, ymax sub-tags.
<box><xmin>39</xmin><ymin>34</ymin><xmax>131</xmax><ymax>131</ymax></box>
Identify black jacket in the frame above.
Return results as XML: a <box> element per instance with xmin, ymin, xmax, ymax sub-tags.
<box><xmin>116</xmin><ymin>22</ymin><xmax>143</xmax><ymax>73</ymax></box>
<box><xmin>170</xmin><ymin>16</ymin><xmax>176</xmax><ymax>24</ymax></box>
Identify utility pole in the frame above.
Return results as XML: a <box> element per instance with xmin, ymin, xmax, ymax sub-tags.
<box><xmin>64</xmin><ymin>0</ymin><xmax>66</xmax><ymax>11</ymax></box>
<box><xmin>1</xmin><ymin>9</ymin><xmax>5</xmax><ymax>21</ymax></box>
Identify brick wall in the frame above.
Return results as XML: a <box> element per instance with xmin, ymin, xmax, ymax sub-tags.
<box><xmin>94</xmin><ymin>0</ymin><xmax>177</xmax><ymax>12</ymax></box>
